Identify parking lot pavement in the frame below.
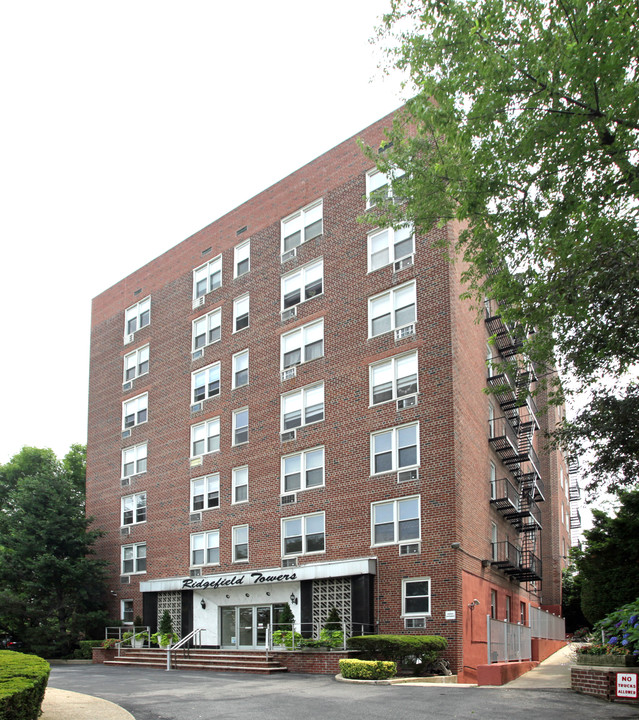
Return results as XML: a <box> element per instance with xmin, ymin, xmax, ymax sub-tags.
<box><xmin>47</xmin><ymin>664</ymin><xmax>639</xmax><ymax>720</ymax></box>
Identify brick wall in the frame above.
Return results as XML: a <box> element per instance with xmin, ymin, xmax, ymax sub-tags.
<box><xmin>571</xmin><ymin>666</ymin><xmax>639</xmax><ymax>704</ymax></box>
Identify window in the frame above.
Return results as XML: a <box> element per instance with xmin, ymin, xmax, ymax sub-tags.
<box><xmin>505</xmin><ymin>596</ymin><xmax>511</xmax><ymax>622</ymax></box>
<box><xmin>193</xmin><ymin>256</ymin><xmax>222</xmax><ymax>298</ymax></box>
<box><xmin>366</xmin><ymin>167</ymin><xmax>405</xmax><ymax>207</ymax></box>
<box><xmin>233</xmin><ymin>294</ymin><xmax>249</xmax><ymax>331</ymax></box>
<box><xmin>281</xmin><ymin>200</ymin><xmax>323</xmax><ymax>253</ymax></box>
<box><xmin>520</xmin><ymin>601</ymin><xmax>526</xmax><ymax>625</ymax></box>
<box><xmin>191</xmin><ymin>474</ymin><xmax>220</xmax><ymax>511</ymax></box>
<box><xmin>281</xmin><ymin>259</ymin><xmax>323</xmax><ymax>309</ymax></box>
<box><xmin>235</xmin><ymin>240</ymin><xmax>250</xmax><ymax>277</ymax></box>
<box><xmin>281</xmin><ymin>319</ymin><xmax>324</xmax><ymax>369</ymax></box>
<box><xmin>191</xmin><ymin>530</ymin><xmax>220</xmax><ymax>566</ymax></box>
<box><xmin>488</xmin><ymin>402</ymin><xmax>495</xmax><ymax>438</ymax></box>
<box><xmin>122</xmin><ymin>543</ymin><xmax>146</xmax><ymax>574</ymax></box>
<box><xmin>281</xmin><ymin>382</ymin><xmax>324</xmax><ymax>430</ymax></box>
<box><xmin>491</xmin><ymin>522</ymin><xmax>498</xmax><ymax>560</ymax></box>
<box><xmin>192</xmin><ymin>308</ymin><xmax>221</xmax><ymax>351</ymax></box>
<box><xmin>489</xmin><ymin>461</ymin><xmax>496</xmax><ymax>500</ymax></box>
<box><xmin>368</xmin><ymin>224</ymin><xmax>414</xmax><ymax>272</ymax></box>
<box><xmin>122</xmin><ymin>442</ymin><xmax>147</xmax><ymax>478</ymax></box>
<box><xmin>281</xmin><ymin>447</ymin><xmax>325</xmax><ymax>493</ymax></box>
<box><xmin>490</xmin><ymin>589</ymin><xmax>497</xmax><ymax>619</ymax></box>
<box><xmin>121</xmin><ymin>599</ymin><xmax>134</xmax><ymax>624</ymax></box>
<box><xmin>368</xmin><ymin>281</ymin><xmax>416</xmax><ymax>337</ymax></box>
<box><xmin>233</xmin><ymin>408</ymin><xmax>249</xmax><ymax>446</ymax></box>
<box><xmin>121</xmin><ymin>492</ymin><xmax>147</xmax><ymax>526</ymax></box>
<box><xmin>125</xmin><ymin>297</ymin><xmax>150</xmax><ymax>336</ymax></box>
<box><xmin>371</xmin><ymin>423</ymin><xmax>419</xmax><ymax>475</ymax></box>
<box><xmin>370</xmin><ymin>351</ymin><xmax>418</xmax><ymax>405</ymax></box>
<box><xmin>122</xmin><ymin>393</ymin><xmax>148</xmax><ymax>430</ymax></box>
<box><xmin>191</xmin><ymin>417</ymin><xmax>220</xmax><ymax>457</ymax></box>
<box><xmin>232</xmin><ymin>350</ymin><xmax>249</xmax><ymax>388</ymax></box>
<box><xmin>282</xmin><ymin>512</ymin><xmax>325</xmax><ymax>556</ymax></box>
<box><xmin>232</xmin><ymin>525</ymin><xmax>249</xmax><ymax>562</ymax></box>
<box><xmin>123</xmin><ymin>344</ymin><xmax>149</xmax><ymax>382</ymax></box>
<box><xmin>192</xmin><ymin>363</ymin><xmax>220</xmax><ymax>403</ymax></box>
<box><xmin>372</xmin><ymin>496</ymin><xmax>420</xmax><ymax>546</ymax></box>
<box><xmin>403</xmin><ymin>578</ymin><xmax>430</xmax><ymax>616</ymax></box>
<box><xmin>232</xmin><ymin>466</ymin><xmax>248</xmax><ymax>503</ymax></box>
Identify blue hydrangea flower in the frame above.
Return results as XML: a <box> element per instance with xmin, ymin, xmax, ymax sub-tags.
<box><xmin>634</xmin><ymin>622</ymin><xmax>639</xmax><ymax>630</ymax></box>
<box><xmin>615</xmin><ymin>620</ymin><xmax>623</xmax><ymax>627</ymax></box>
<box><xmin>609</xmin><ymin>636</ymin><xmax>619</xmax><ymax>645</ymax></box>
<box><xmin>629</xmin><ymin>615</ymin><xmax>638</xmax><ymax>625</ymax></box>
<box><xmin>622</xmin><ymin>639</ymin><xmax>629</xmax><ymax>646</ymax></box>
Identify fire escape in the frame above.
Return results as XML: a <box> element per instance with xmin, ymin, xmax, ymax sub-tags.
<box><xmin>485</xmin><ymin>298</ymin><xmax>543</xmax><ymax>583</ymax></box>
<box><xmin>568</xmin><ymin>457</ymin><xmax>582</xmax><ymax>547</ymax></box>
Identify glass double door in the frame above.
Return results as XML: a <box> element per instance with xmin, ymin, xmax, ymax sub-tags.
<box><xmin>220</xmin><ymin>605</ymin><xmax>271</xmax><ymax>649</ymax></box>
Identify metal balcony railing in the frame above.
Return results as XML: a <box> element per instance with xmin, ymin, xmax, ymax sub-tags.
<box><xmin>571</xmin><ymin>508</ymin><xmax>582</xmax><ymax>528</ymax></box>
<box><xmin>484</xmin><ymin>299</ymin><xmax>525</xmax><ymax>358</ymax></box>
<box><xmin>569</xmin><ymin>480</ymin><xmax>581</xmax><ymax>502</ymax></box>
<box><xmin>489</xmin><ymin>416</ymin><xmax>519</xmax><ymax>461</ymax></box>
<box><xmin>490</xmin><ymin>477</ymin><xmax>520</xmax><ymax>513</ymax></box>
<box><xmin>490</xmin><ymin>541</ymin><xmax>521</xmax><ymax>572</ymax></box>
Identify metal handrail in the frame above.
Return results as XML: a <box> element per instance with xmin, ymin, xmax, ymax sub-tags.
<box><xmin>166</xmin><ymin>628</ymin><xmax>205</xmax><ymax>671</ymax></box>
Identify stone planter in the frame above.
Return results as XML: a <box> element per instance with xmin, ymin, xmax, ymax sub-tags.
<box><xmin>575</xmin><ymin>654</ymin><xmax>637</xmax><ymax>667</ymax></box>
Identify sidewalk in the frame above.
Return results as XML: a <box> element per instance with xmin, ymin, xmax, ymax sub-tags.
<box><xmin>41</xmin><ymin>688</ymin><xmax>134</xmax><ymax>720</ymax></box>
<box><xmin>503</xmin><ymin>643</ymin><xmax>573</xmax><ymax>689</ymax></box>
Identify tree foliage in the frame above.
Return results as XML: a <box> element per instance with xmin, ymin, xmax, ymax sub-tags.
<box><xmin>0</xmin><ymin>446</ymin><xmax>108</xmax><ymax>657</ymax></box>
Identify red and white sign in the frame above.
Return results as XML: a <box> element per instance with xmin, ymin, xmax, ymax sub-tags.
<box><xmin>616</xmin><ymin>673</ymin><xmax>638</xmax><ymax>699</ymax></box>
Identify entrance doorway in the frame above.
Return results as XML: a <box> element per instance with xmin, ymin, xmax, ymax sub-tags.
<box><xmin>220</xmin><ymin>605</ymin><xmax>271</xmax><ymax>649</ymax></box>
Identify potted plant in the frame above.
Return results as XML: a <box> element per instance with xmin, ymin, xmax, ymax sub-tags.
<box><xmin>151</xmin><ymin>610</ymin><xmax>179</xmax><ymax>649</ymax></box>
<box><xmin>133</xmin><ymin>629</ymin><xmax>149</xmax><ymax>648</ymax></box>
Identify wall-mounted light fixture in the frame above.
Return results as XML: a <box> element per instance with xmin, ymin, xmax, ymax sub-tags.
<box><xmin>266</xmin><ymin>591</ymin><xmax>271</xmax><ymax>597</ymax></box>
<box><xmin>200</xmin><ymin>598</ymin><xmax>206</xmax><ymax>609</ymax></box>
<box><xmin>226</xmin><ymin>594</ymin><xmax>230</xmax><ymax>599</ymax></box>
<box><xmin>290</xmin><ymin>592</ymin><xmax>298</xmax><ymax>605</ymax></box>
<box><xmin>468</xmin><ymin>599</ymin><xmax>480</xmax><ymax>611</ymax></box>
<box><xmin>245</xmin><ymin>593</ymin><xmax>250</xmax><ymax>598</ymax></box>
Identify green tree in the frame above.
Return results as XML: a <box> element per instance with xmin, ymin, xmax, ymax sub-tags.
<box><xmin>561</xmin><ymin>563</ymin><xmax>589</xmax><ymax>634</ymax></box>
<box><xmin>371</xmin><ymin>0</ymin><xmax>639</xmax><ymax>494</ymax></box>
<box><xmin>0</xmin><ymin>446</ymin><xmax>108</xmax><ymax>657</ymax></box>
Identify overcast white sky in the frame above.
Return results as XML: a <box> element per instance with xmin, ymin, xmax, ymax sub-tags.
<box><xmin>0</xmin><ymin>0</ymin><xmax>408</xmax><ymax>464</ymax></box>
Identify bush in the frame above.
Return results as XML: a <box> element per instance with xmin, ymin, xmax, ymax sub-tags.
<box><xmin>272</xmin><ymin>630</ymin><xmax>303</xmax><ymax>649</ymax></box>
<box><xmin>72</xmin><ymin>641</ymin><xmax>103</xmax><ymax>659</ymax></box>
<box><xmin>347</xmin><ymin>635</ymin><xmax>448</xmax><ymax>675</ymax></box>
<box><xmin>591</xmin><ymin>599</ymin><xmax>639</xmax><ymax>657</ymax></box>
<box><xmin>0</xmin><ymin>651</ymin><xmax>50</xmax><ymax>720</ymax></box>
<box><xmin>339</xmin><ymin>659</ymin><xmax>397</xmax><ymax>680</ymax></box>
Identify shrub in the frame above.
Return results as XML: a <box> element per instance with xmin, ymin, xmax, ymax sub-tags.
<box><xmin>0</xmin><ymin>651</ymin><xmax>50</xmax><ymax>720</ymax></box>
<box><xmin>592</xmin><ymin>598</ymin><xmax>639</xmax><ymax>657</ymax></box>
<box><xmin>347</xmin><ymin>635</ymin><xmax>448</xmax><ymax>674</ymax></box>
<box><xmin>339</xmin><ymin>659</ymin><xmax>397</xmax><ymax>680</ymax></box>
<box><xmin>272</xmin><ymin>630</ymin><xmax>303</xmax><ymax>649</ymax></box>
<box><xmin>323</xmin><ymin>607</ymin><xmax>342</xmax><ymax>632</ymax></box>
<box><xmin>72</xmin><ymin>641</ymin><xmax>103</xmax><ymax>659</ymax></box>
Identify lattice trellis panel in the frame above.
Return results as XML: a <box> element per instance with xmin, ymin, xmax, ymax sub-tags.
<box><xmin>312</xmin><ymin>578</ymin><xmax>351</xmax><ymax>637</ymax></box>
<box><xmin>157</xmin><ymin>591</ymin><xmax>182</xmax><ymax>636</ymax></box>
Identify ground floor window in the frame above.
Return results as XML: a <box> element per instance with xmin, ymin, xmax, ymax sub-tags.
<box><xmin>121</xmin><ymin>599</ymin><xmax>134</xmax><ymax>624</ymax></box>
<box><xmin>402</xmin><ymin>578</ymin><xmax>430</xmax><ymax>616</ymax></box>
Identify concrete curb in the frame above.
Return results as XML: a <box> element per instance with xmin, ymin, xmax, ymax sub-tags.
<box><xmin>41</xmin><ymin>688</ymin><xmax>135</xmax><ymax>720</ymax></box>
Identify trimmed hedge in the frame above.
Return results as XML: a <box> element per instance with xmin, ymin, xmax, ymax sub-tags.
<box><xmin>346</xmin><ymin>635</ymin><xmax>448</xmax><ymax>674</ymax></box>
<box><xmin>73</xmin><ymin>640</ymin><xmax>104</xmax><ymax>659</ymax></box>
<box><xmin>339</xmin><ymin>659</ymin><xmax>397</xmax><ymax>680</ymax></box>
<box><xmin>0</xmin><ymin>651</ymin><xmax>50</xmax><ymax>720</ymax></box>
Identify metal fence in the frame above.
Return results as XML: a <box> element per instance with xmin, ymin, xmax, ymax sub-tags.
<box><xmin>486</xmin><ymin>617</ymin><xmax>532</xmax><ymax>663</ymax></box>
<box><xmin>530</xmin><ymin>606</ymin><xmax>565</xmax><ymax>640</ymax></box>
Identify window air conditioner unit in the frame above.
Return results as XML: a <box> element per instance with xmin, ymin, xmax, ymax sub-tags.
<box><xmin>397</xmin><ymin>468</ymin><xmax>419</xmax><ymax>483</ymax></box>
<box><xmin>281</xmin><ymin>367</ymin><xmax>297</xmax><ymax>382</ymax></box>
<box><xmin>280</xmin><ymin>493</ymin><xmax>297</xmax><ymax>506</ymax></box>
<box><xmin>190</xmin><ymin>402</ymin><xmax>202</xmax><ymax>413</ymax></box>
<box><xmin>190</xmin><ymin>456</ymin><xmax>203</xmax><ymax>468</ymax></box>
<box><xmin>281</xmin><ymin>248</ymin><xmax>297</xmax><ymax>263</ymax></box>
<box><xmin>400</xmin><ymin>542</ymin><xmax>420</xmax><ymax>555</ymax></box>
<box><xmin>121</xmin><ymin>477</ymin><xmax>131</xmax><ymax>487</ymax></box>
<box><xmin>189</xmin><ymin>512</ymin><xmax>202</xmax><ymax>523</ymax></box>
<box><xmin>120</xmin><ymin>576</ymin><xmax>131</xmax><ymax>584</ymax></box>
<box><xmin>282</xmin><ymin>557</ymin><xmax>298</xmax><ymax>568</ymax></box>
<box><xmin>121</xmin><ymin>430</ymin><xmax>131</xmax><ymax>439</ymax></box>
<box><xmin>397</xmin><ymin>395</ymin><xmax>417</xmax><ymax>410</ymax></box>
<box><xmin>281</xmin><ymin>429</ymin><xmax>296</xmax><ymax>442</ymax></box>
<box><xmin>192</xmin><ymin>296</ymin><xmax>205</xmax><ymax>310</ymax></box>
<box><xmin>122</xmin><ymin>381</ymin><xmax>132</xmax><ymax>392</ymax></box>
<box><xmin>281</xmin><ymin>307</ymin><xmax>297</xmax><ymax>322</ymax></box>
<box><xmin>404</xmin><ymin>617</ymin><xmax>425</xmax><ymax>629</ymax></box>
<box><xmin>394</xmin><ymin>323</ymin><xmax>416</xmax><ymax>341</ymax></box>
<box><xmin>394</xmin><ymin>254</ymin><xmax>414</xmax><ymax>272</ymax></box>
<box><xmin>124</xmin><ymin>333</ymin><xmax>135</xmax><ymax>345</ymax></box>
<box><xmin>190</xmin><ymin>568</ymin><xmax>202</xmax><ymax>577</ymax></box>
<box><xmin>120</xmin><ymin>527</ymin><xmax>131</xmax><ymax>537</ymax></box>
<box><xmin>192</xmin><ymin>349</ymin><xmax>203</xmax><ymax>361</ymax></box>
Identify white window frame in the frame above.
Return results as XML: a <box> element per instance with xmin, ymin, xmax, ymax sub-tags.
<box><xmin>402</xmin><ymin>577</ymin><xmax>431</xmax><ymax>617</ymax></box>
<box><xmin>371</xmin><ymin>495</ymin><xmax>420</xmax><ymax>547</ymax></box>
<box><xmin>490</xmin><ymin>461</ymin><xmax>496</xmax><ymax>500</ymax></box>
<box><xmin>123</xmin><ymin>344</ymin><xmax>149</xmax><ymax>382</ymax></box>
<box><xmin>369</xmin><ymin>351</ymin><xmax>418</xmax><ymax>406</ymax></box>
<box><xmin>281</xmin><ymin>512</ymin><xmax>325</xmax><ymax>557</ymax></box>
<box><xmin>125</xmin><ymin>296</ymin><xmax>151</xmax><ymax>336</ymax></box>
<box><xmin>121</xmin><ymin>542</ymin><xmax>146</xmax><ymax>575</ymax></box>
<box><xmin>121</xmin><ymin>492</ymin><xmax>147</xmax><ymax>526</ymax></box>
<box><xmin>367</xmin><ymin>224</ymin><xmax>414</xmax><ymax>272</ymax></box>
<box><xmin>191</xmin><ymin>362</ymin><xmax>221</xmax><ymax>403</ymax></box>
<box><xmin>190</xmin><ymin>417</ymin><xmax>220</xmax><ymax>458</ymax></box>
<box><xmin>366</xmin><ymin>166</ymin><xmax>405</xmax><ymax>208</ymax></box>
<box><xmin>281</xmin><ymin>382</ymin><xmax>325</xmax><ymax>431</ymax></box>
<box><xmin>232</xmin><ymin>349</ymin><xmax>249</xmax><ymax>388</ymax></box>
<box><xmin>281</xmin><ymin>258</ymin><xmax>323</xmax><ymax>310</ymax></box>
<box><xmin>122</xmin><ymin>393</ymin><xmax>148</xmax><ymax>430</ymax></box>
<box><xmin>121</xmin><ymin>442</ymin><xmax>147</xmax><ymax>478</ymax></box>
<box><xmin>370</xmin><ymin>422</ymin><xmax>419</xmax><ymax>476</ymax></box>
<box><xmin>281</xmin><ymin>199</ymin><xmax>323</xmax><ymax>253</ymax></box>
<box><xmin>280</xmin><ymin>319</ymin><xmax>324</xmax><ymax>370</ymax></box>
<box><xmin>121</xmin><ymin>599</ymin><xmax>134</xmax><ymax>624</ymax></box>
<box><xmin>368</xmin><ymin>281</ymin><xmax>416</xmax><ymax>338</ymax></box>
<box><xmin>232</xmin><ymin>465</ymin><xmax>248</xmax><ymax>504</ymax></box>
<box><xmin>232</xmin><ymin>524</ymin><xmax>249</xmax><ymax>563</ymax></box>
<box><xmin>191</xmin><ymin>474</ymin><xmax>220</xmax><ymax>512</ymax></box>
<box><xmin>233</xmin><ymin>294</ymin><xmax>249</xmax><ymax>332</ymax></box>
<box><xmin>232</xmin><ymin>408</ymin><xmax>249</xmax><ymax>446</ymax></box>
<box><xmin>491</xmin><ymin>522</ymin><xmax>498</xmax><ymax>560</ymax></box>
<box><xmin>190</xmin><ymin>530</ymin><xmax>220</xmax><ymax>567</ymax></box>
<box><xmin>234</xmin><ymin>239</ymin><xmax>250</xmax><ymax>278</ymax></box>
<box><xmin>193</xmin><ymin>255</ymin><xmax>222</xmax><ymax>299</ymax></box>
<box><xmin>192</xmin><ymin>308</ymin><xmax>222</xmax><ymax>351</ymax></box>
<box><xmin>281</xmin><ymin>446</ymin><xmax>325</xmax><ymax>493</ymax></box>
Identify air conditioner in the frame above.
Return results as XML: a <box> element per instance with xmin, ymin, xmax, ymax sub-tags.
<box><xmin>394</xmin><ymin>254</ymin><xmax>414</xmax><ymax>272</ymax></box>
<box><xmin>281</xmin><ymin>248</ymin><xmax>297</xmax><ymax>264</ymax></box>
<box><xmin>394</xmin><ymin>323</ymin><xmax>416</xmax><ymax>341</ymax></box>
<box><xmin>281</xmin><ymin>307</ymin><xmax>297</xmax><ymax>322</ymax></box>
<box><xmin>121</xmin><ymin>477</ymin><xmax>131</xmax><ymax>487</ymax></box>
<box><xmin>189</xmin><ymin>512</ymin><xmax>202</xmax><ymax>523</ymax></box>
<box><xmin>282</xmin><ymin>557</ymin><xmax>298</xmax><ymax>568</ymax></box>
<box><xmin>192</xmin><ymin>349</ymin><xmax>203</xmax><ymax>361</ymax></box>
<box><xmin>281</xmin><ymin>367</ymin><xmax>297</xmax><ymax>382</ymax></box>
<box><xmin>190</xmin><ymin>456</ymin><xmax>203</xmax><ymax>467</ymax></box>
<box><xmin>190</xmin><ymin>402</ymin><xmax>202</xmax><ymax>413</ymax></box>
<box><xmin>121</xmin><ymin>430</ymin><xmax>131</xmax><ymax>439</ymax></box>
<box><xmin>400</xmin><ymin>542</ymin><xmax>420</xmax><ymax>555</ymax></box>
<box><xmin>120</xmin><ymin>527</ymin><xmax>131</xmax><ymax>537</ymax></box>
<box><xmin>190</xmin><ymin>568</ymin><xmax>202</xmax><ymax>577</ymax></box>
<box><xmin>397</xmin><ymin>468</ymin><xmax>419</xmax><ymax>483</ymax></box>
<box><xmin>281</xmin><ymin>429</ymin><xmax>296</xmax><ymax>442</ymax></box>
<box><xmin>122</xmin><ymin>381</ymin><xmax>132</xmax><ymax>392</ymax></box>
<box><xmin>192</xmin><ymin>296</ymin><xmax>205</xmax><ymax>310</ymax></box>
<box><xmin>404</xmin><ymin>617</ymin><xmax>425</xmax><ymax>629</ymax></box>
<box><xmin>397</xmin><ymin>395</ymin><xmax>417</xmax><ymax>410</ymax></box>
<box><xmin>124</xmin><ymin>333</ymin><xmax>135</xmax><ymax>345</ymax></box>
<box><xmin>280</xmin><ymin>493</ymin><xmax>297</xmax><ymax>506</ymax></box>
<box><xmin>120</xmin><ymin>576</ymin><xmax>131</xmax><ymax>584</ymax></box>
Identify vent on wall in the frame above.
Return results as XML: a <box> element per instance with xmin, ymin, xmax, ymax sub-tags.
<box><xmin>282</xmin><ymin>557</ymin><xmax>298</xmax><ymax>568</ymax></box>
<box><xmin>394</xmin><ymin>255</ymin><xmax>414</xmax><ymax>272</ymax></box>
<box><xmin>190</xmin><ymin>568</ymin><xmax>202</xmax><ymax>577</ymax></box>
<box><xmin>280</xmin><ymin>493</ymin><xmax>297</xmax><ymax>506</ymax></box>
<box><xmin>192</xmin><ymin>296</ymin><xmax>205</xmax><ymax>310</ymax></box>
<box><xmin>121</xmin><ymin>477</ymin><xmax>131</xmax><ymax>487</ymax></box>
<box><xmin>120</xmin><ymin>527</ymin><xmax>131</xmax><ymax>537</ymax></box>
<box><xmin>399</xmin><ymin>542</ymin><xmax>420</xmax><ymax>555</ymax></box>
<box><xmin>192</xmin><ymin>349</ymin><xmax>203</xmax><ymax>361</ymax></box>
<box><xmin>281</xmin><ymin>307</ymin><xmax>297</xmax><ymax>322</ymax></box>
<box><xmin>281</xmin><ymin>430</ymin><xmax>296</xmax><ymax>442</ymax></box>
<box><xmin>281</xmin><ymin>367</ymin><xmax>297</xmax><ymax>382</ymax></box>
<box><xmin>394</xmin><ymin>324</ymin><xmax>416</xmax><ymax>341</ymax></box>
<box><xmin>120</xmin><ymin>576</ymin><xmax>130</xmax><ymax>584</ymax></box>
<box><xmin>189</xmin><ymin>512</ymin><xmax>202</xmax><ymax>523</ymax></box>
<box><xmin>398</xmin><ymin>469</ymin><xmax>419</xmax><ymax>483</ymax></box>
<box><xmin>121</xmin><ymin>430</ymin><xmax>131</xmax><ymax>439</ymax></box>
<box><xmin>404</xmin><ymin>617</ymin><xmax>425</xmax><ymax>629</ymax></box>
<box><xmin>281</xmin><ymin>248</ymin><xmax>297</xmax><ymax>264</ymax></box>
<box><xmin>397</xmin><ymin>395</ymin><xmax>417</xmax><ymax>410</ymax></box>
<box><xmin>124</xmin><ymin>333</ymin><xmax>135</xmax><ymax>345</ymax></box>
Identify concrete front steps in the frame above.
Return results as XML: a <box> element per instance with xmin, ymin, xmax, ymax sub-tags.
<box><xmin>104</xmin><ymin>648</ymin><xmax>288</xmax><ymax>674</ymax></box>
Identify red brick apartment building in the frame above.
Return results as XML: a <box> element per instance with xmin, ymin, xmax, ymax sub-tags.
<box><xmin>87</xmin><ymin>110</ymin><xmax>575</xmax><ymax>682</ymax></box>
